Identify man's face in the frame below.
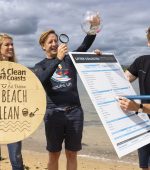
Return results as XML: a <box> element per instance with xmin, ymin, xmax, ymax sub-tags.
<box><xmin>146</xmin><ymin>30</ymin><xmax>150</xmax><ymax>47</ymax></box>
<box><xmin>148</xmin><ymin>40</ymin><xmax>150</xmax><ymax>47</ymax></box>
<box><xmin>42</xmin><ymin>33</ymin><xmax>58</xmax><ymax>58</ymax></box>
<box><xmin>1</xmin><ymin>38</ymin><xmax>14</xmax><ymax>59</ymax></box>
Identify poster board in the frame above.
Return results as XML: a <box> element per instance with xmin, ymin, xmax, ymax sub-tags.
<box><xmin>69</xmin><ymin>52</ymin><xmax>150</xmax><ymax>157</ymax></box>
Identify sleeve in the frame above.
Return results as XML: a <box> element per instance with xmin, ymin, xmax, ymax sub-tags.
<box><xmin>33</xmin><ymin>58</ymin><xmax>61</xmax><ymax>84</ymax></box>
<box><xmin>61</xmin><ymin>34</ymin><xmax>96</xmax><ymax>71</ymax></box>
<box><xmin>75</xmin><ymin>34</ymin><xmax>96</xmax><ymax>52</ymax></box>
<box><xmin>127</xmin><ymin>57</ymin><xmax>141</xmax><ymax>77</ymax></box>
<box><xmin>66</xmin><ymin>34</ymin><xmax>96</xmax><ymax>66</ymax></box>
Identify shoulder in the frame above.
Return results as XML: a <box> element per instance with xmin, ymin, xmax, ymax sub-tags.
<box><xmin>35</xmin><ymin>58</ymin><xmax>46</xmax><ymax>67</ymax></box>
<box><xmin>132</xmin><ymin>55</ymin><xmax>150</xmax><ymax>67</ymax></box>
<box><xmin>136</xmin><ymin>55</ymin><xmax>150</xmax><ymax>61</ymax></box>
<box><xmin>128</xmin><ymin>55</ymin><xmax>150</xmax><ymax>74</ymax></box>
<box><xmin>129</xmin><ymin>55</ymin><xmax>147</xmax><ymax>66</ymax></box>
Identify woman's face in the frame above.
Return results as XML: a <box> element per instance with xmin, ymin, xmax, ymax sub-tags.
<box><xmin>0</xmin><ymin>38</ymin><xmax>14</xmax><ymax>60</ymax></box>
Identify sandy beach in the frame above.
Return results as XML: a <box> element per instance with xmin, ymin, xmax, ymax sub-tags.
<box><xmin>0</xmin><ymin>79</ymin><xmax>141</xmax><ymax>170</ymax></box>
<box><xmin>0</xmin><ymin>148</ymin><xmax>140</xmax><ymax>170</ymax></box>
<box><xmin>0</xmin><ymin>124</ymin><xmax>140</xmax><ymax>170</ymax></box>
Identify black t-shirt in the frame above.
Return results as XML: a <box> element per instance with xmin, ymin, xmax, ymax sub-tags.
<box><xmin>34</xmin><ymin>34</ymin><xmax>96</xmax><ymax>108</ymax></box>
<box><xmin>128</xmin><ymin>55</ymin><xmax>150</xmax><ymax>103</ymax></box>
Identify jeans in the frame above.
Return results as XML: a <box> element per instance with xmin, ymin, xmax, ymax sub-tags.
<box><xmin>7</xmin><ymin>141</ymin><xmax>24</xmax><ymax>170</ymax></box>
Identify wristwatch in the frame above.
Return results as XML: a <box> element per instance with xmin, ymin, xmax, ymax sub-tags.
<box><xmin>138</xmin><ymin>103</ymin><xmax>143</xmax><ymax>113</ymax></box>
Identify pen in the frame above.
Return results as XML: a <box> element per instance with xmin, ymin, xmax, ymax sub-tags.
<box><xmin>123</xmin><ymin>95</ymin><xmax>150</xmax><ymax>100</ymax></box>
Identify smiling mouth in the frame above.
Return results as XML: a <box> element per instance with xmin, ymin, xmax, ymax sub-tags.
<box><xmin>51</xmin><ymin>49</ymin><xmax>57</xmax><ymax>52</ymax></box>
<box><xmin>8</xmin><ymin>51</ymin><xmax>13</xmax><ymax>54</ymax></box>
<box><xmin>8</xmin><ymin>50</ymin><xmax>13</xmax><ymax>53</ymax></box>
<box><xmin>52</xmin><ymin>47</ymin><xmax>57</xmax><ymax>50</ymax></box>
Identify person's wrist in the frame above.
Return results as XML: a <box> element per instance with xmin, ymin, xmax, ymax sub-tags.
<box><xmin>135</xmin><ymin>103</ymin><xmax>143</xmax><ymax>114</ymax></box>
<box><xmin>88</xmin><ymin>25</ymin><xmax>100</xmax><ymax>35</ymax></box>
<box><xmin>56</xmin><ymin>56</ymin><xmax>63</xmax><ymax>61</ymax></box>
<box><xmin>138</xmin><ymin>103</ymin><xmax>143</xmax><ymax>113</ymax></box>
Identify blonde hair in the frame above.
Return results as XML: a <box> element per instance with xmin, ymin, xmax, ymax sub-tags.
<box><xmin>0</xmin><ymin>33</ymin><xmax>16</xmax><ymax>62</ymax></box>
<box><xmin>39</xmin><ymin>29</ymin><xmax>58</xmax><ymax>48</ymax></box>
<box><xmin>146</xmin><ymin>27</ymin><xmax>150</xmax><ymax>41</ymax></box>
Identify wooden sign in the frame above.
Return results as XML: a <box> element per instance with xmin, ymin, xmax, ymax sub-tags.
<box><xmin>0</xmin><ymin>61</ymin><xmax>46</xmax><ymax>144</ymax></box>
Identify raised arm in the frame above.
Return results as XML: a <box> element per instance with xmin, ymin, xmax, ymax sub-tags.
<box><xmin>33</xmin><ymin>43</ymin><xmax>67</xmax><ymax>83</ymax></box>
<box><xmin>75</xmin><ymin>14</ymin><xmax>100</xmax><ymax>52</ymax></box>
<box><xmin>75</xmin><ymin>34</ymin><xmax>96</xmax><ymax>52</ymax></box>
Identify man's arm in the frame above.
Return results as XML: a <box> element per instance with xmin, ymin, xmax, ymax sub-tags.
<box><xmin>124</xmin><ymin>70</ymin><xmax>137</xmax><ymax>82</ymax></box>
<box><xmin>33</xmin><ymin>44</ymin><xmax>67</xmax><ymax>84</ymax></box>
<box><xmin>75</xmin><ymin>34</ymin><xmax>96</xmax><ymax>52</ymax></box>
<box><xmin>33</xmin><ymin>58</ymin><xmax>61</xmax><ymax>84</ymax></box>
<box><xmin>75</xmin><ymin>14</ymin><xmax>100</xmax><ymax>52</ymax></box>
<box><xmin>118</xmin><ymin>97</ymin><xmax>150</xmax><ymax>114</ymax></box>
<box><xmin>143</xmin><ymin>104</ymin><xmax>150</xmax><ymax>114</ymax></box>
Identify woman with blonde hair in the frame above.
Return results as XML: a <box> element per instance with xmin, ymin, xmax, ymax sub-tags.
<box><xmin>0</xmin><ymin>33</ymin><xmax>24</xmax><ymax>170</ymax></box>
<box><xmin>0</xmin><ymin>34</ymin><xmax>16</xmax><ymax>62</ymax></box>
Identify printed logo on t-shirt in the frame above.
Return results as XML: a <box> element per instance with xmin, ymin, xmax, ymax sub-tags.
<box><xmin>51</xmin><ymin>64</ymin><xmax>71</xmax><ymax>82</ymax></box>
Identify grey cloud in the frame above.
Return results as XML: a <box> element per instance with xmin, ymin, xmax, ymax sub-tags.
<box><xmin>0</xmin><ymin>17</ymin><xmax>38</xmax><ymax>35</ymax></box>
<box><xmin>0</xmin><ymin>0</ymin><xmax>149</xmax><ymax>66</ymax></box>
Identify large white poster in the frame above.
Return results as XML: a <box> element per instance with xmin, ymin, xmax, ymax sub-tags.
<box><xmin>69</xmin><ymin>52</ymin><xmax>150</xmax><ymax>157</ymax></box>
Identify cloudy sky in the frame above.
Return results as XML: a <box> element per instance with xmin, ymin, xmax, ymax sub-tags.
<box><xmin>0</xmin><ymin>0</ymin><xmax>150</xmax><ymax>67</ymax></box>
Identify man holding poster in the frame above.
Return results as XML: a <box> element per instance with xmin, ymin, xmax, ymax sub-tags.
<box><xmin>120</xmin><ymin>27</ymin><xmax>150</xmax><ymax>170</ymax></box>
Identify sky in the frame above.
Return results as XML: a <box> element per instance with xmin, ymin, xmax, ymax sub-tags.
<box><xmin>0</xmin><ymin>0</ymin><xmax>150</xmax><ymax>67</ymax></box>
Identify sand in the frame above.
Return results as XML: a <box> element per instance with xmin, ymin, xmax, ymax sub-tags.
<box><xmin>0</xmin><ymin>80</ymin><xmax>141</xmax><ymax>170</ymax></box>
<box><xmin>0</xmin><ymin>124</ymin><xmax>140</xmax><ymax>170</ymax></box>
<box><xmin>0</xmin><ymin>148</ymin><xmax>140</xmax><ymax>170</ymax></box>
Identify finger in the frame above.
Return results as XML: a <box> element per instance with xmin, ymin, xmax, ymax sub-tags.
<box><xmin>59</xmin><ymin>43</ymin><xmax>67</xmax><ymax>48</ymax></box>
<box><xmin>94</xmin><ymin>49</ymin><xmax>102</xmax><ymax>55</ymax></box>
<box><xmin>118</xmin><ymin>96</ymin><xmax>126</xmax><ymax>100</ymax></box>
<box><xmin>119</xmin><ymin>104</ymin><xmax>126</xmax><ymax>111</ymax></box>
